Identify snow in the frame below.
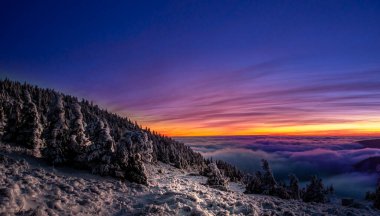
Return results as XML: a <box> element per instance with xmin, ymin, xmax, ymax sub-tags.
<box><xmin>1</xmin><ymin>151</ymin><xmax>379</xmax><ymax>216</ymax></box>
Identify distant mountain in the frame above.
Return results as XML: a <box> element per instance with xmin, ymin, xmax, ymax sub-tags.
<box><xmin>353</xmin><ymin>140</ymin><xmax>380</xmax><ymax>173</ymax></box>
<box><xmin>354</xmin><ymin>156</ymin><xmax>380</xmax><ymax>173</ymax></box>
<box><xmin>0</xmin><ymin>79</ymin><xmax>242</xmax><ymax>184</ymax></box>
<box><xmin>357</xmin><ymin>139</ymin><xmax>380</xmax><ymax>149</ymax></box>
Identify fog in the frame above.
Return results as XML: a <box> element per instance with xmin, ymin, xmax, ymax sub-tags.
<box><xmin>176</xmin><ymin>136</ymin><xmax>380</xmax><ymax>199</ymax></box>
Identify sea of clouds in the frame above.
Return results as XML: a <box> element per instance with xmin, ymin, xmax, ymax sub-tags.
<box><xmin>176</xmin><ymin>136</ymin><xmax>380</xmax><ymax>199</ymax></box>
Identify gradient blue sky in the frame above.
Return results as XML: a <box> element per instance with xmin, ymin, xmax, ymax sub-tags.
<box><xmin>1</xmin><ymin>0</ymin><xmax>380</xmax><ymax>135</ymax></box>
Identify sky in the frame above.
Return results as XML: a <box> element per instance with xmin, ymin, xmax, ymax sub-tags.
<box><xmin>1</xmin><ymin>0</ymin><xmax>380</xmax><ymax>136</ymax></box>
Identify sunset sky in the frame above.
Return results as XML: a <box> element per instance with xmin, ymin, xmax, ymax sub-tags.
<box><xmin>1</xmin><ymin>1</ymin><xmax>380</xmax><ymax>136</ymax></box>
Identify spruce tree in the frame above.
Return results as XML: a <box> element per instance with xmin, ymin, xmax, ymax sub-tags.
<box><xmin>2</xmin><ymin>101</ymin><xmax>22</xmax><ymax>142</ymax></box>
<box><xmin>374</xmin><ymin>181</ymin><xmax>380</xmax><ymax>209</ymax></box>
<box><xmin>17</xmin><ymin>90</ymin><xmax>43</xmax><ymax>156</ymax></box>
<box><xmin>289</xmin><ymin>174</ymin><xmax>300</xmax><ymax>199</ymax></box>
<box><xmin>206</xmin><ymin>162</ymin><xmax>229</xmax><ymax>190</ymax></box>
<box><xmin>86</xmin><ymin>119</ymin><xmax>115</xmax><ymax>163</ymax></box>
<box><xmin>69</xmin><ymin>103</ymin><xmax>91</xmax><ymax>152</ymax></box>
<box><xmin>0</xmin><ymin>103</ymin><xmax>6</xmax><ymax>138</ymax></box>
<box><xmin>303</xmin><ymin>176</ymin><xmax>327</xmax><ymax>203</ymax></box>
<box><xmin>44</xmin><ymin>95</ymin><xmax>69</xmax><ymax>164</ymax></box>
<box><xmin>262</xmin><ymin>159</ymin><xmax>277</xmax><ymax>189</ymax></box>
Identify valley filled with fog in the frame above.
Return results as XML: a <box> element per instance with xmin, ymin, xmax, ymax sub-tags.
<box><xmin>177</xmin><ymin>136</ymin><xmax>380</xmax><ymax>199</ymax></box>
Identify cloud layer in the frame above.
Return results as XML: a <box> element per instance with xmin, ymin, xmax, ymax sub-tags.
<box><xmin>176</xmin><ymin>136</ymin><xmax>380</xmax><ymax>199</ymax></box>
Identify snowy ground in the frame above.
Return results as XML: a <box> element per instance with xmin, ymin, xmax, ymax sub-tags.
<box><xmin>0</xmin><ymin>152</ymin><xmax>379</xmax><ymax>216</ymax></box>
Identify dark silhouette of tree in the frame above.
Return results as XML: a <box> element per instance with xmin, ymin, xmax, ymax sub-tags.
<box><xmin>0</xmin><ymin>102</ymin><xmax>6</xmax><ymax>139</ymax></box>
<box><xmin>302</xmin><ymin>176</ymin><xmax>327</xmax><ymax>203</ymax></box>
<box><xmin>289</xmin><ymin>174</ymin><xmax>300</xmax><ymax>200</ymax></box>
<box><xmin>262</xmin><ymin>159</ymin><xmax>277</xmax><ymax>189</ymax></box>
<box><xmin>374</xmin><ymin>181</ymin><xmax>380</xmax><ymax>209</ymax></box>
<box><xmin>245</xmin><ymin>159</ymin><xmax>291</xmax><ymax>199</ymax></box>
<box><xmin>365</xmin><ymin>191</ymin><xmax>375</xmax><ymax>201</ymax></box>
<box><xmin>2</xmin><ymin>100</ymin><xmax>22</xmax><ymax>143</ymax></box>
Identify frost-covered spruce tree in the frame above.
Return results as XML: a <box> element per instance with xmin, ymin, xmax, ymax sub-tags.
<box><xmin>0</xmin><ymin>103</ymin><xmax>6</xmax><ymax>138</ymax></box>
<box><xmin>245</xmin><ymin>160</ymin><xmax>277</xmax><ymax>195</ymax></box>
<box><xmin>302</xmin><ymin>176</ymin><xmax>327</xmax><ymax>203</ymax></box>
<box><xmin>17</xmin><ymin>90</ymin><xmax>43</xmax><ymax>156</ymax></box>
<box><xmin>120</xmin><ymin>130</ymin><xmax>153</xmax><ymax>162</ymax></box>
<box><xmin>245</xmin><ymin>171</ymin><xmax>264</xmax><ymax>194</ymax></box>
<box><xmin>206</xmin><ymin>162</ymin><xmax>229</xmax><ymax>191</ymax></box>
<box><xmin>115</xmin><ymin>130</ymin><xmax>152</xmax><ymax>185</ymax></box>
<box><xmin>44</xmin><ymin>95</ymin><xmax>69</xmax><ymax>164</ymax></box>
<box><xmin>2</xmin><ymin>101</ymin><xmax>22</xmax><ymax>143</ymax></box>
<box><xmin>69</xmin><ymin>103</ymin><xmax>91</xmax><ymax>153</ymax></box>
<box><xmin>289</xmin><ymin>174</ymin><xmax>300</xmax><ymax>200</ymax></box>
<box><xmin>215</xmin><ymin>160</ymin><xmax>243</xmax><ymax>182</ymax></box>
<box><xmin>85</xmin><ymin>119</ymin><xmax>116</xmax><ymax>175</ymax></box>
<box><xmin>261</xmin><ymin>159</ymin><xmax>277</xmax><ymax>192</ymax></box>
<box><xmin>245</xmin><ymin>160</ymin><xmax>291</xmax><ymax>199</ymax></box>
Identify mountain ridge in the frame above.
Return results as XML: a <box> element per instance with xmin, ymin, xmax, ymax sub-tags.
<box><xmin>0</xmin><ymin>78</ymin><xmax>242</xmax><ymax>185</ymax></box>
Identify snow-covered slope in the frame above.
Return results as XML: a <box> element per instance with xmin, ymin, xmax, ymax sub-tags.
<box><xmin>1</xmin><ymin>80</ymin><xmax>379</xmax><ymax>215</ymax></box>
<box><xmin>1</xmin><ymin>152</ymin><xmax>378</xmax><ymax>216</ymax></box>
<box><xmin>0</xmin><ymin>79</ymin><xmax>243</xmax><ymax>185</ymax></box>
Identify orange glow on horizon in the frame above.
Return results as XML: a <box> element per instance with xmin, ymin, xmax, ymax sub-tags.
<box><xmin>141</xmin><ymin>121</ymin><xmax>380</xmax><ymax>137</ymax></box>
